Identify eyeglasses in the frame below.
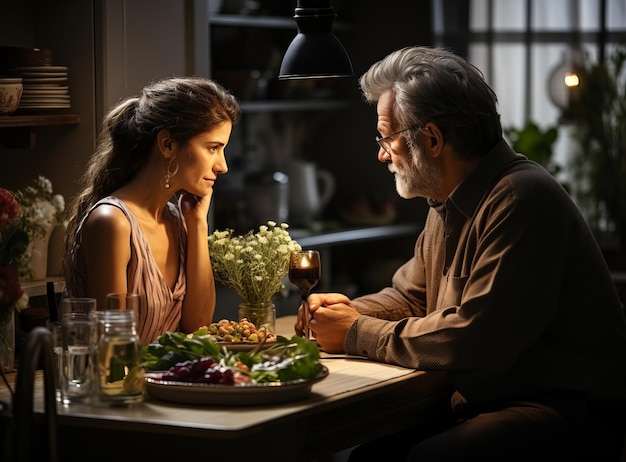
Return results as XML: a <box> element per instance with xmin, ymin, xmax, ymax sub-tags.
<box><xmin>375</xmin><ymin>124</ymin><xmax>422</xmax><ymax>155</ymax></box>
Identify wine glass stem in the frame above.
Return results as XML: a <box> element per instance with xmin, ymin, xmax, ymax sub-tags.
<box><xmin>302</xmin><ymin>294</ymin><xmax>312</xmax><ymax>341</ymax></box>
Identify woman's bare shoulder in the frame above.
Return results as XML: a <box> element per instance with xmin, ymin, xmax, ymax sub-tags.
<box><xmin>83</xmin><ymin>203</ymin><xmax>131</xmax><ymax>238</ymax></box>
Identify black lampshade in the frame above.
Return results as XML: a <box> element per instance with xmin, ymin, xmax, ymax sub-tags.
<box><xmin>278</xmin><ymin>0</ymin><xmax>353</xmax><ymax>80</ymax></box>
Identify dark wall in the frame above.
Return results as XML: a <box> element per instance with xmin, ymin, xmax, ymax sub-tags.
<box><xmin>315</xmin><ymin>0</ymin><xmax>434</xmax><ymax>223</ymax></box>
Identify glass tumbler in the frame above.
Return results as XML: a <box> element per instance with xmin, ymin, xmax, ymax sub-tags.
<box><xmin>92</xmin><ymin>310</ymin><xmax>144</xmax><ymax>405</ymax></box>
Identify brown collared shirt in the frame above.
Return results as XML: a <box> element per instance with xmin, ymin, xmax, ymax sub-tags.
<box><xmin>345</xmin><ymin>139</ymin><xmax>626</xmax><ymax>406</ymax></box>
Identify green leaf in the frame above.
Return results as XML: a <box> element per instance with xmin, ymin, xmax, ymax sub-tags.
<box><xmin>141</xmin><ymin>332</ymin><xmax>322</xmax><ymax>383</ymax></box>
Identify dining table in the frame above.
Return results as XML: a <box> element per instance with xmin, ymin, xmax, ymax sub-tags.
<box><xmin>0</xmin><ymin>315</ymin><xmax>450</xmax><ymax>462</ymax></box>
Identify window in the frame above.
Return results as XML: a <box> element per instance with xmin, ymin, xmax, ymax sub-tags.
<box><xmin>432</xmin><ymin>0</ymin><xmax>626</xmax><ymax>186</ymax></box>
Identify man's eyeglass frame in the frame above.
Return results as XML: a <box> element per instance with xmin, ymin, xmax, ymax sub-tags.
<box><xmin>375</xmin><ymin>124</ymin><xmax>422</xmax><ymax>155</ymax></box>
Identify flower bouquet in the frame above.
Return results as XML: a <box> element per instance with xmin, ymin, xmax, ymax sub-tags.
<box><xmin>19</xmin><ymin>176</ymin><xmax>65</xmax><ymax>233</ymax></box>
<box><xmin>208</xmin><ymin>221</ymin><xmax>302</xmax><ymax>333</ymax></box>
<box><xmin>19</xmin><ymin>176</ymin><xmax>65</xmax><ymax>279</ymax></box>
<box><xmin>0</xmin><ymin>187</ymin><xmax>34</xmax><ymax>372</ymax></box>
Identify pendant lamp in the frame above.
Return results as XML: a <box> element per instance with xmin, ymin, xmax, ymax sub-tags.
<box><xmin>278</xmin><ymin>0</ymin><xmax>353</xmax><ymax>80</ymax></box>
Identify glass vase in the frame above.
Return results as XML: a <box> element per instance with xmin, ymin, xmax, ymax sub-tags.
<box><xmin>238</xmin><ymin>302</ymin><xmax>276</xmax><ymax>337</ymax></box>
<box><xmin>0</xmin><ymin>309</ymin><xmax>16</xmax><ymax>374</ymax></box>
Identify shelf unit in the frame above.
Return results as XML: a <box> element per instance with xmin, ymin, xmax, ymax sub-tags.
<box><xmin>210</xmin><ymin>13</ymin><xmax>348</xmax><ymax>31</ymax></box>
<box><xmin>208</xmin><ymin>11</ymin><xmax>354</xmax><ymax>232</ymax></box>
<box><xmin>211</xmin><ymin>14</ymin><xmax>295</xmax><ymax>29</ymax></box>
<box><xmin>208</xmin><ymin>12</ymin><xmax>352</xmax><ymax>112</ymax></box>
<box><xmin>239</xmin><ymin>99</ymin><xmax>351</xmax><ymax>113</ymax></box>
<box><xmin>0</xmin><ymin>113</ymin><xmax>80</xmax><ymax>148</ymax></box>
<box><xmin>291</xmin><ymin>223</ymin><xmax>421</xmax><ymax>249</ymax></box>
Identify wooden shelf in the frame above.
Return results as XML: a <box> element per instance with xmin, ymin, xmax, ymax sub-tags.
<box><xmin>21</xmin><ymin>276</ymin><xmax>65</xmax><ymax>298</ymax></box>
<box><xmin>0</xmin><ymin>113</ymin><xmax>80</xmax><ymax>128</ymax></box>
<box><xmin>210</xmin><ymin>14</ymin><xmax>295</xmax><ymax>29</ymax></box>
<box><xmin>210</xmin><ymin>14</ymin><xmax>349</xmax><ymax>31</ymax></box>
<box><xmin>290</xmin><ymin>223</ymin><xmax>422</xmax><ymax>249</ymax></box>
<box><xmin>0</xmin><ymin>113</ymin><xmax>80</xmax><ymax>148</ymax></box>
<box><xmin>240</xmin><ymin>100</ymin><xmax>352</xmax><ymax>113</ymax></box>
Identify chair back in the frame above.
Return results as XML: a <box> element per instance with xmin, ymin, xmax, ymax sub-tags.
<box><xmin>13</xmin><ymin>326</ymin><xmax>58</xmax><ymax>462</ymax></box>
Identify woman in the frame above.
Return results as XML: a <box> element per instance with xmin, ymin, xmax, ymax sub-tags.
<box><xmin>64</xmin><ymin>77</ymin><xmax>240</xmax><ymax>345</ymax></box>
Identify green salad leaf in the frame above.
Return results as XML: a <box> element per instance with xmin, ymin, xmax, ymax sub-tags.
<box><xmin>241</xmin><ymin>335</ymin><xmax>322</xmax><ymax>382</ymax></box>
<box><xmin>141</xmin><ymin>329</ymin><xmax>322</xmax><ymax>384</ymax></box>
<box><xmin>141</xmin><ymin>330</ymin><xmax>222</xmax><ymax>371</ymax></box>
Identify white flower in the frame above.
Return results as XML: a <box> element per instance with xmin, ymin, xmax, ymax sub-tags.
<box><xmin>208</xmin><ymin>221</ymin><xmax>302</xmax><ymax>305</ymax></box>
<box><xmin>51</xmin><ymin>194</ymin><xmax>65</xmax><ymax>214</ymax></box>
<box><xmin>15</xmin><ymin>292</ymin><xmax>29</xmax><ymax>312</ymax></box>
<box><xmin>13</xmin><ymin>176</ymin><xmax>64</xmax><ymax>240</ymax></box>
<box><xmin>35</xmin><ymin>176</ymin><xmax>52</xmax><ymax>195</ymax></box>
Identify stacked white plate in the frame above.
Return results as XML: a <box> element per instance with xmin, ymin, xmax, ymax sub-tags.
<box><xmin>13</xmin><ymin>65</ymin><xmax>71</xmax><ymax>110</ymax></box>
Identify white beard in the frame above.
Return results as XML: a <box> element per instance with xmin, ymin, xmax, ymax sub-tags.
<box><xmin>390</xmin><ymin>146</ymin><xmax>442</xmax><ymax>200</ymax></box>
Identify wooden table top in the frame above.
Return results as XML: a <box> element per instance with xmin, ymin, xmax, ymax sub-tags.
<box><xmin>1</xmin><ymin>315</ymin><xmax>449</xmax><ymax>461</ymax></box>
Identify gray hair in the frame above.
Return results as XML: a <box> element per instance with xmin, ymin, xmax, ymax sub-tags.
<box><xmin>359</xmin><ymin>46</ymin><xmax>502</xmax><ymax>158</ymax></box>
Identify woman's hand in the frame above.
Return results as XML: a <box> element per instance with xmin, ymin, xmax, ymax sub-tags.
<box><xmin>178</xmin><ymin>189</ymin><xmax>214</xmax><ymax>331</ymax></box>
<box><xmin>178</xmin><ymin>190</ymin><xmax>211</xmax><ymax>224</ymax></box>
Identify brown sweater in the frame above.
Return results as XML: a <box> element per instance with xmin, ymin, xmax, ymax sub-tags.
<box><xmin>345</xmin><ymin>139</ymin><xmax>626</xmax><ymax>408</ymax></box>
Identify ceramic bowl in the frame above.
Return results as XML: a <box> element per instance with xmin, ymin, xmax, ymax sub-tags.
<box><xmin>0</xmin><ymin>78</ymin><xmax>23</xmax><ymax>115</ymax></box>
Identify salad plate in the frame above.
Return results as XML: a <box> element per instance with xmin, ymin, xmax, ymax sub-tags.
<box><xmin>144</xmin><ymin>366</ymin><xmax>328</xmax><ymax>405</ymax></box>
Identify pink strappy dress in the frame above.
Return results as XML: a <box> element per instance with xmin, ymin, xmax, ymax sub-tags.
<box><xmin>65</xmin><ymin>196</ymin><xmax>187</xmax><ymax>345</ymax></box>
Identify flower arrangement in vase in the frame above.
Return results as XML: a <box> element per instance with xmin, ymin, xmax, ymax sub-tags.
<box><xmin>207</xmin><ymin>221</ymin><xmax>302</xmax><ymax>333</ymax></box>
<box><xmin>18</xmin><ymin>176</ymin><xmax>65</xmax><ymax>280</ymax></box>
<box><xmin>0</xmin><ymin>187</ymin><xmax>34</xmax><ymax>372</ymax></box>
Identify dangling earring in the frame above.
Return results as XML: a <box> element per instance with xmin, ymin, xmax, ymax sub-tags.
<box><xmin>160</xmin><ymin>156</ymin><xmax>179</xmax><ymax>189</ymax></box>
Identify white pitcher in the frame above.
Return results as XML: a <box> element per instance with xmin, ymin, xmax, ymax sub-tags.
<box><xmin>283</xmin><ymin>160</ymin><xmax>335</xmax><ymax>226</ymax></box>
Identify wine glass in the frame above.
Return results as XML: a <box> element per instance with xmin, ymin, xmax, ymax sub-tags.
<box><xmin>288</xmin><ymin>250</ymin><xmax>321</xmax><ymax>341</ymax></box>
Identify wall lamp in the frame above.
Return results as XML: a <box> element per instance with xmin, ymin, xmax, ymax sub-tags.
<box><xmin>278</xmin><ymin>0</ymin><xmax>353</xmax><ymax>80</ymax></box>
<box><xmin>546</xmin><ymin>48</ymin><xmax>587</xmax><ymax>124</ymax></box>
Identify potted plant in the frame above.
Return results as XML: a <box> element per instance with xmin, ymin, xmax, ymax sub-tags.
<box><xmin>504</xmin><ymin>121</ymin><xmax>560</xmax><ymax>177</ymax></box>
<box><xmin>571</xmin><ymin>45</ymin><xmax>626</xmax><ymax>268</ymax></box>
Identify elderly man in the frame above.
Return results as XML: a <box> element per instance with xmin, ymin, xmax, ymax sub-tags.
<box><xmin>297</xmin><ymin>46</ymin><xmax>626</xmax><ymax>461</ymax></box>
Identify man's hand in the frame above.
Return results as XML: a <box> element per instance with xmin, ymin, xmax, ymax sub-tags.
<box><xmin>295</xmin><ymin>293</ymin><xmax>360</xmax><ymax>353</ymax></box>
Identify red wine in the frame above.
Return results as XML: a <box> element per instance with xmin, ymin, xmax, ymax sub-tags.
<box><xmin>289</xmin><ymin>267</ymin><xmax>320</xmax><ymax>292</ymax></box>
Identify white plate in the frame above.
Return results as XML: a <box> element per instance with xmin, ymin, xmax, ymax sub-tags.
<box><xmin>20</xmin><ymin>95</ymin><xmax>70</xmax><ymax>103</ymax></box>
<box><xmin>21</xmin><ymin>93</ymin><xmax>70</xmax><ymax>97</ymax></box>
<box><xmin>14</xmin><ymin>65</ymin><xmax>69</xmax><ymax>71</ymax></box>
<box><xmin>21</xmin><ymin>100</ymin><xmax>70</xmax><ymax>105</ymax></box>
<box><xmin>21</xmin><ymin>93</ymin><xmax>70</xmax><ymax>101</ymax></box>
<box><xmin>144</xmin><ymin>366</ymin><xmax>329</xmax><ymax>405</ymax></box>
<box><xmin>23</xmin><ymin>85</ymin><xmax>68</xmax><ymax>90</ymax></box>
<box><xmin>22</xmin><ymin>77</ymin><xmax>68</xmax><ymax>83</ymax></box>
<box><xmin>20</xmin><ymin>72</ymin><xmax>68</xmax><ymax>78</ymax></box>
<box><xmin>18</xmin><ymin>104</ymin><xmax>71</xmax><ymax>109</ymax></box>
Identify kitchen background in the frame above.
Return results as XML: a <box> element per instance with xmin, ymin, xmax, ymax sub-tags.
<box><xmin>1</xmin><ymin>0</ymin><xmax>625</xmax><ymax>320</ymax></box>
